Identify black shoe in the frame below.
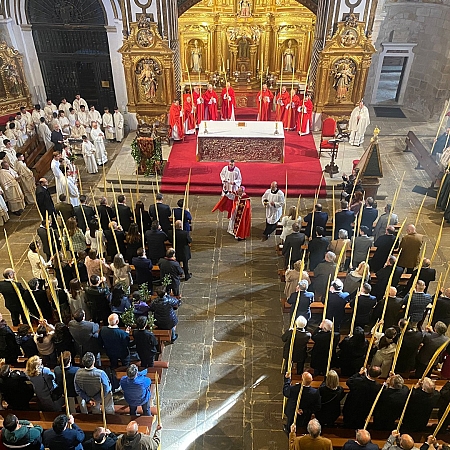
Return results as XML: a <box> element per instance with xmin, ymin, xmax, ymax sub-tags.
<box><xmin>283</xmin><ymin>424</ymin><xmax>289</xmax><ymax>436</ymax></box>
<box><xmin>170</xmin><ymin>333</ymin><xmax>178</xmax><ymax>344</ymax></box>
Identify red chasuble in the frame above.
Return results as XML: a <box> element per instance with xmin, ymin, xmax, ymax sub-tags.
<box><xmin>192</xmin><ymin>89</ymin><xmax>204</xmax><ymax>125</ymax></box>
<box><xmin>168</xmin><ymin>102</ymin><xmax>184</xmax><ymax>140</ymax></box>
<box><xmin>283</xmin><ymin>94</ymin><xmax>300</xmax><ymax>130</ymax></box>
<box><xmin>275</xmin><ymin>91</ymin><xmax>290</xmax><ymax>122</ymax></box>
<box><xmin>220</xmin><ymin>86</ymin><xmax>236</xmax><ymax>120</ymax></box>
<box><xmin>183</xmin><ymin>95</ymin><xmax>196</xmax><ymax>133</ymax></box>
<box><xmin>256</xmin><ymin>88</ymin><xmax>274</xmax><ymax>121</ymax></box>
<box><xmin>297</xmin><ymin>98</ymin><xmax>313</xmax><ymax>134</ymax></box>
<box><xmin>212</xmin><ymin>194</ymin><xmax>234</xmax><ymax>219</ymax></box>
<box><xmin>203</xmin><ymin>88</ymin><xmax>219</xmax><ymax>121</ymax></box>
<box><xmin>232</xmin><ymin>194</ymin><xmax>251</xmax><ymax>239</ymax></box>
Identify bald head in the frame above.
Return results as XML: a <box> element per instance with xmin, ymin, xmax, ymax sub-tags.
<box><xmin>302</xmin><ymin>372</ymin><xmax>313</xmax><ymax>386</ymax></box>
<box><xmin>356</xmin><ymin>429</ymin><xmax>371</xmax><ymax>446</ymax></box>
<box><xmin>108</xmin><ymin>314</ymin><xmax>119</xmax><ymax>326</ymax></box>
<box><xmin>400</xmin><ymin>434</ymin><xmax>414</xmax><ymax>450</ymax></box>
<box><xmin>389</xmin><ymin>286</ymin><xmax>397</xmax><ymax>297</ymax></box>
<box><xmin>406</xmin><ymin>224</ymin><xmax>416</xmax><ymax>235</ymax></box>
<box><xmin>126</xmin><ymin>421</ymin><xmax>139</xmax><ymax>436</ymax></box>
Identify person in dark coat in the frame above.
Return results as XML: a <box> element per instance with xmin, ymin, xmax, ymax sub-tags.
<box><xmin>0</xmin><ymin>313</ymin><xmax>21</xmax><ymax>363</ymax></box>
<box><xmin>401</xmin><ymin>378</ymin><xmax>440</xmax><ymax>433</ymax></box>
<box><xmin>308</xmin><ymin>226</ymin><xmax>329</xmax><ymax>271</ymax></box>
<box><xmin>281</xmin><ymin>316</ymin><xmax>311</xmax><ymax>374</ymax></box>
<box><xmin>283</xmin><ymin>372</ymin><xmax>321</xmax><ymax>431</ymax></box>
<box><xmin>68</xmin><ymin>308</ymin><xmax>100</xmax><ymax>358</ymax></box>
<box><xmin>169</xmin><ymin>220</ymin><xmax>192</xmax><ymax>280</ymax></box>
<box><xmin>17</xmin><ymin>324</ymin><xmax>39</xmax><ymax>358</ymax></box>
<box><xmin>370</xmin><ymin>226</ymin><xmax>397</xmax><ymax>273</ymax></box>
<box><xmin>54</xmin><ymin>352</ymin><xmax>80</xmax><ymax>414</ymax></box>
<box><xmin>149</xmin><ymin>286</ymin><xmax>181</xmax><ymax>343</ymax></box>
<box><xmin>37</xmin><ymin>220</ymin><xmax>59</xmax><ymax>261</ymax></box>
<box><xmin>132</xmin><ymin>316</ymin><xmax>158</xmax><ymax>368</ymax></box>
<box><xmin>149</xmin><ymin>193</ymin><xmax>172</xmax><ymax>235</ymax></box>
<box><xmin>350</xmin><ymin>283</ymin><xmax>376</xmax><ymax>329</ymax></box>
<box><xmin>84</xmin><ymin>275</ymin><xmax>111</xmax><ymax>325</ymax></box>
<box><xmin>99</xmin><ymin>313</ymin><xmax>131</xmax><ymax>368</ymax></box>
<box><xmin>282</xmin><ymin>223</ymin><xmax>306</xmax><ymax>269</ymax></box>
<box><xmin>36</xmin><ymin>178</ymin><xmax>56</xmax><ymax>224</ymax></box>
<box><xmin>304</xmin><ymin>204</ymin><xmax>328</xmax><ymax>238</ymax></box>
<box><xmin>342</xmin><ymin>366</ymin><xmax>382</xmax><ymax>429</ymax></box>
<box><xmin>131</xmin><ymin>248</ymin><xmax>153</xmax><ymax>292</ymax></box>
<box><xmin>2</xmin><ymin>413</ymin><xmax>43</xmax><ymax>449</ymax></box>
<box><xmin>135</xmin><ymin>201</ymin><xmax>152</xmax><ymax>234</ymax></box>
<box><xmin>373</xmin><ymin>374</ymin><xmax>409</xmax><ymax>431</ymax></box>
<box><xmin>323</xmin><ymin>279</ymin><xmax>350</xmax><ymax>332</ymax></box>
<box><xmin>371</xmin><ymin>286</ymin><xmax>403</xmax><ymax>331</ymax></box>
<box><xmin>437</xmin><ymin>381</ymin><xmax>450</xmax><ymax>432</ymax></box>
<box><xmin>371</xmin><ymin>255</ymin><xmax>403</xmax><ymax>300</ymax></box>
<box><xmin>43</xmin><ymin>414</ymin><xmax>85</xmax><ymax>450</ymax></box>
<box><xmin>0</xmin><ymin>365</ymin><xmax>35</xmax><ymax>410</ymax></box>
<box><xmin>310</xmin><ymin>319</ymin><xmax>340</xmax><ymax>375</ymax></box>
<box><xmin>360</xmin><ymin>197</ymin><xmax>378</xmax><ymax>236</ymax></box>
<box><xmin>83</xmin><ymin>427</ymin><xmax>118</xmax><ymax>450</ymax></box>
<box><xmin>395</xmin><ymin>318</ymin><xmax>423</xmax><ymax>376</ymax></box>
<box><xmin>315</xmin><ymin>370</ymin><xmax>345</xmax><ymax>427</ymax></box>
<box><xmin>124</xmin><ymin>223</ymin><xmax>142</xmax><ymax>263</ymax></box>
<box><xmin>402</xmin><ymin>258</ymin><xmax>436</xmax><ymax>295</ymax></box>
<box><xmin>52</xmin><ymin>322</ymin><xmax>76</xmax><ymax>360</ymax></box>
<box><xmin>97</xmin><ymin>197</ymin><xmax>115</xmax><ymax>232</ymax></box>
<box><xmin>50</xmin><ymin>123</ymin><xmax>64</xmax><ymax>152</ymax></box>
<box><xmin>103</xmin><ymin>222</ymin><xmax>126</xmax><ymax>260</ymax></box>
<box><xmin>145</xmin><ymin>220</ymin><xmax>168</xmax><ymax>265</ymax></box>
<box><xmin>173</xmin><ymin>198</ymin><xmax>192</xmax><ymax>231</ymax></box>
<box><xmin>334</xmin><ymin>200</ymin><xmax>355</xmax><ymax>239</ymax></box>
<box><xmin>337</xmin><ymin>326</ymin><xmax>368</xmax><ymax>376</ymax></box>
<box><xmin>55</xmin><ymin>194</ymin><xmax>75</xmax><ymax>224</ymax></box>
<box><xmin>73</xmin><ymin>195</ymin><xmax>95</xmax><ymax>234</ymax></box>
<box><xmin>0</xmin><ymin>269</ymin><xmax>26</xmax><ymax>326</ymax></box>
<box><xmin>312</xmin><ymin>252</ymin><xmax>337</xmax><ymax>299</ymax></box>
<box><xmin>113</xmin><ymin>195</ymin><xmax>134</xmax><ymax>232</ymax></box>
<box><xmin>287</xmin><ymin>279</ymin><xmax>314</xmax><ymax>322</ymax></box>
<box><xmin>432</xmin><ymin>288</ymin><xmax>450</xmax><ymax>326</ymax></box>
<box><xmin>342</xmin><ymin>430</ymin><xmax>379</xmax><ymax>450</ymax></box>
<box><xmin>158</xmin><ymin>248</ymin><xmax>184</xmax><ymax>297</ymax></box>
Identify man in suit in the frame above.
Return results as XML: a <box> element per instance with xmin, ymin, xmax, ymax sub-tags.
<box><xmin>281</xmin><ymin>315</ymin><xmax>311</xmax><ymax>375</ymax></box>
<box><xmin>55</xmin><ymin>193</ymin><xmax>74</xmax><ymax>224</ymax></box>
<box><xmin>415</xmin><ymin>321</ymin><xmax>449</xmax><ymax>378</ymax></box>
<box><xmin>103</xmin><ymin>221</ymin><xmax>126</xmax><ymax>259</ymax></box>
<box><xmin>169</xmin><ymin>220</ymin><xmax>192</xmax><ymax>280</ymax></box>
<box><xmin>397</xmin><ymin>224</ymin><xmax>423</xmax><ymax>273</ymax></box>
<box><xmin>131</xmin><ymin>248</ymin><xmax>153</xmax><ymax>292</ymax></box>
<box><xmin>334</xmin><ymin>200</ymin><xmax>355</xmax><ymax>239</ymax></box>
<box><xmin>360</xmin><ymin>197</ymin><xmax>378</xmax><ymax>236</ymax></box>
<box><xmin>97</xmin><ymin>197</ymin><xmax>115</xmax><ymax>231</ymax></box>
<box><xmin>0</xmin><ymin>268</ymin><xmax>26</xmax><ymax>326</ymax></box>
<box><xmin>432</xmin><ymin>288</ymin><xmax>450</xmax><ymax>326</ymax></box>
<box><xmin>373</xmin><ymin>204</ymin><xmax>399</xmax><ymax>242</ymax></box>
<box><xmin>68</xmin><ymin>308</ymin><xmax>100</xmax><ymax>360</ymax></box>
<box><xmin>74</xmin><ymin>195</ymin><xmax>95</xmax><ymax>233</ymax></box>
<box><xmin>310</xmin><ymin>319</ymin><xmax>340</xmax><ymax>375</ymax></box>
<box><xmin>145</xmin><ymin>220</ymin><xmax>168</xmax><ymax>265</ymax></box>
<box><xmin>395</xmin><ymin>318</ymin><xmax>423</xmax><ymax>376</ymax></box>
<box><xmin>373</xmin><ymin>374</ymin><xmax>409</xmax><ymax>431</ymax></box>
<box><xmin>283</xmin><ymin>372</ymin><xmax>321</xmax><ymax>432</ymax></box>
<box><xmin>312</xmin><ymin>251</ymin><xmax>337</xmax><ymax>299</ymax></box>
<box><xmin>99</xmin><ymin>313</ymin><xmax>130</xmax><ymax>368</ymax></box>
<box><xmin>402</xmin><ymin>258</ymin><xmax>436</xmax><ymax>295</ymax></box>
<box><xmin>158</xmin><ymin>248</ymin><xmax>184</xmax><ymax>296</ymax></box>
<box><xmin>342</xmin><ymin>430</ymin><xmax>380</xmax><ymax>450</ymax></box>
<box><xmin>37</xmin><ymin>219</ymin><xmax>59</xmax><ymax>260</ymax></box>
<box><xmin>350</xmin><ymin>283</ymin><xmax>376</xmax><ymax>329</ymax></box>
<box><xmin>370</xmin><ymin>225</ymin><xmax>398</xmax><ymax>273</ymax></box>
<box><xmin>149</xmin><ymin>193</ymin><xmax>172</xmax><ymax>235</ymax></box>
<box><xmin>343</xmin><ymin>366</ymin><xmax>382</xmax><ymax>429</ymax></box>
<box><xmin>113</xmin><ymin>195</ymin><xmax>133</xmax><ymax>232</ymax></box>
<box><xmin>308</xmin><ymin>226</ymin><xmax>329</xmax><ymax>271</ymax></box>
<box><xmin>35</xmin><ymin>177</ymin><xmax>56</xmax><ymax>225</ymax></box>
<box><xmin>282</xmin><ymin>223</ymin><xmax>306</xmax><ymax>269</ymax></box>
<box><xmin>371</xmin><ymin>255</ymin><xmax>403</xmax><ymax>300</ymax></box>
<box><xmin>351</xmin><ymin>226</ymin><xmax>374</xmax><ymax>268</ymax></box>
<box><xmin>303</xmin><ymin>204</ymin><xmax>328</xmax><ymax>238</ymax></box>
<box><xmin>323</xmin><ymin>278</ymin><xmax>350</xmax><ymax>332</ymax></box>
<box><xmin>371</xmin><ymin>286</ymin><xmax>403</xmax><ymax>331</ymax></box>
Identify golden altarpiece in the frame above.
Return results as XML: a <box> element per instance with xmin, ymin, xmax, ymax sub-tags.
<box><xmin>0</xmin><ymin>42</ymin><xmax>31</xmax><ymax>116</ymax></box>
<box><xmin>118</xmin><ymin>15</ymin><xmax>175</xmax><ymax>124</ymax></box>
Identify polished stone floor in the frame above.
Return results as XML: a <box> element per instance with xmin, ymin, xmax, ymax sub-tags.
<box><xmin>0</xmin><ymin>107</ymin><xmax>449</xmax><ymax>449</ymax></box>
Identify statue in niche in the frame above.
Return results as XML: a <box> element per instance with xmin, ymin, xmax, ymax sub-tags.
<box><xmin>238</xmin><ymin>38</ymin><xmax>249</xmax><ymax>58</ymax></box>
<box><xmin>3</xmin><ymin>62</ymin><xmax>23</xmax><ymax>97</ymax></box>
<box><xmin>332</xmin><ymin>59</ymin><xmax>356</xmax><ymax>101</ymax></box>
<box><xmin>191</xmin><ymin>40</ymin><xmax>202</xmax><ymax>72</ymax></box>
<box><xmin>239</xmin><ymin>0</ymin><xmax>252</xmax><ymax>17</ymax></box>
<box><xmin>283</xmin><ymin>40</ymin><xmax>295</xmax><ymax>72</ymax></box>
<box><xmin>136</xmin><ymin>59</ymin><xmax>162</xmax><ymax>100</ymax></box>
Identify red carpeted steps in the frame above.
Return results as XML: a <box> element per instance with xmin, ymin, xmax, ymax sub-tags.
<box><xmin>161</xmin><ymin>130</ymin><xmax>326</xmax><ymax>197</ymax></box>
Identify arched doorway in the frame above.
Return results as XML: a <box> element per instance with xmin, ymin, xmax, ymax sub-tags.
<box><xmin>26</xmin><ymin>0</ymin><xmax>117</xmax><ymax>110</ymax></box>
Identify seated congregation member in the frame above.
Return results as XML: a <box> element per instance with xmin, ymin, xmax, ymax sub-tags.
<box><xmin>281</xmin><ymin>316</ymin><xmax>311</xmax><ymax>374</ymax></box>
<box><xmin>289</xmin><ymin>419</ymin><xmax>332</xmax><ymax>450</ymax></box>
<box><xmin>323</xmin><ymin>279</ymin><xmax>349</xmax><ymax>332</ymax></box>
<box><xmin>402</xmin><ymin>280</ymin><xmax>432</xmax><ymax>329</ymax></box>
<box><xmin>373</xmin><ymin>374</ymin><xmax>409</xmax><ymax>431</ymax></box>
<box><xmin>116</xmin><ymin>421</ymin><xmax>161</xmax><ymax>450</ymax></box>
<box><xmin>131</xmin><ymin>248</ymin><xmax>153</xmax><ymax>293</ymax></box>
<box><xmin>382</xmin><ymin>431</ymin><xmax>415</xmax><ymax>450</ymax></box>
<box><xmin>145</xmin><ymin>220</ymin><xmax>168</xmax><ymax>265</ymax></box>
<box><xmin>308</xmin><ymin>226</ymin><xmax>329</xmax><ymax>271</ymax></box>
<box><xmin>371</xmin><ymin>327</ymin><xmax>397</xmax><ymax>378</ymax></box>
<box><xmin>68</xmin><ymin>308</ymin><xmax>100</xmax><ymax>358</ymax></box>
<box><xmin>99</xmin><ymin>313</ymin><xmax>131</xmax><ymax>368</ymax></box>
<box><xmin>343</xmin><ymin>261</ymin><xmax>370</xmax><ymax>300</ymax></box>
<box><xmin>350</xmin><ymin>283</ymin><xmax>377</xmax><ymax>329</ymax></box>
<box><xmin>287</xmin><ymin>279</ymin><xmax>314</xmax><ymax>322</ymax></box>
<box><xmin>2</xmin><ymin>414</ymin><xmax>43</xmax><ymax>449</ymax></box>
<box><xmin>74</xmin><ymin>351</ymin><xmax>115</xmax><ymax>414</ymax></box>
<box><xmin>342</xmin><ymin>429</ymin><xmax>379</xmax><ymax>450</ymax></box>
<box><xmin>85</xmin><ymin>275</ymin><xmax>111</xmax><ymax>325</ymax></box>
<box><xmin>310</xmin><ymin>319</ymin><xmax>339</xmax><ymax>376</ymax></box>
<box><xmin>284</xmin><ymin>260</ymin><xmax>311</xmax><ymax>299</ymax></box>
<box><xmin>132</xmin><ymin>315</ymin><xmax>158</xmax><ymax>368</ymax></box>
<box><xmin>54</xmin><ymin>351</ymin><xmax>80</xmax><ymax>414</ymax></box>
<box><xmin>283</xmin><ymin>372</ymin><xmax>321</xmax><ymax>433</ymax></box>
<box><xmin>149</xmin><ymin>286</ymin><xmax>181</xmax><ymax>343</ymax></box>
<box><xmin>158</xmin><ymin>248</ymin><xmax>184</xmax><ymax>297</ymax></box>
<box><xmin>312</xmin><ymin>251</ymin><xmax>336</xmax><ymax>299</ymax></box>
<box><xmin>282</xmin><ymin>223</ymin><xmax>306</xmax><ymax>269</ymax></box>
<box><xmin>0</xmin><ymin>364</ymin><xmax>35</xmax><ymax>410</ymax></box>
<box><xmin>342</xmin><ymin>365</ymin><xmax>382</xmax><ymax>429</ymax></box>
<box><xmin>120</xmin><ymin>364</ymin><xmax>152</xmax><ymax>416</ymax></box>
<box><xmin>304</xmin><ymin>204</ymin><xmax>328</xmax><ymax>239</ymax></box>
<box><xmin>402</xmin><ymin>377</ymin><xmax>439</xmax><ymax>432</ymax></box>
<box><xmin>315</xmin><ymin>370</ymin><xmax>345</xmax><ymax>427</ymax></box>
<box><xmin>84</xmin><ymin>427</ymin><xmax>118</xmax><ymax>450</ymax></box>
<box><xmin>43</xmin><ymin>414</ymin><xmax>85</xmax><ymax>450</ymax></box>
<box><xmin>395</xmin><ymin>318</ymin><xmax>423</xmax><ymax>377</ymax></box>
<box><xmin>337</xmin><ymin>326</ymin><xmax>368</xmax><ymax>377</ymax></box>
<box><xmin>26</xmin><ymin>355</ymin><xmax>64</xmax><ymax>412</ymax></box>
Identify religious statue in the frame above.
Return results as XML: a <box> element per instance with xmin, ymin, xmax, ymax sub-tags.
<box><xmin>238</xmin><ymin>38</ymin><xmax>249</xmax><ymax>58</ymax></box>
<box><xmin>136</xmin><ymin>59</ymin><xmax>162</xmax><ymax>101</ymax></box>
<box><xmin>191</xmin><ymin>40</ymin><xmax>202</xmax><ymax>72</ymax></box>
<box><xmin>3</xmin><ymin>63</ymin><xmax>23</xmax><ymax>97</ymax></box>
<box><xmin>332</xmin><ymin>60</ymin><xmax>355</xmax><ymax>101</ymax></box>
<box><xmin>283</xmin><ymin>40</ymin><xmax>295</xmax><ymax>72</ymax></box>
<box><xmin>239</xmin><ymin>0</ymin><xmax>252</xmax><ymax>17</ymax></box>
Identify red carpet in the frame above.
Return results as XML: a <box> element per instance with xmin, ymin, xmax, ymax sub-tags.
<box><xmin>161</xmin><ymin>131</ymin><xmax>326</xmax><ymax>197</ymax></box>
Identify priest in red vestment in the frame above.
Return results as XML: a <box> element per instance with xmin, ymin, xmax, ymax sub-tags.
<box><xmin>221</xmin><ymin>82</ymin><xmax>236</xmax><ymax>121</ymax></box>
<box><xmin>203</xmin><ymin>84</ymin><xmax>219</xmax><ymax>121</ymax></box>
<box><xmin>256</xmin><ymin>84</ymin><xmax>274</xmax><ymax>121</ymax></box>
<box><xmin>183</xmin><ymin>94</ymin><xmax>196</xmax><ymax>135</ymax></box>
<box><xmin>297</xmin><ymin>94</ymin><xmax>313</xmax><ymax>135</ymax></box>
<box><xmin>192</xmin><ymin>85</ymin><xmax>204</xmax><ymax>126</ymax></box>
<box><xmin>169</xmin><ymin>100</ymin><xmax>184</xmax><ymax>141</ymax></box>
<box><xmin>275</xmin><ymin>86</ymin><xmax>290</xmax><ymax>122</ymax></box>
<box><xmin>284</xmin><ymin>89</ymin><xmax>301</xmax><ymax>131</ymax></box>
<box><xmin>228</xmin><ymin>186</ymin><xmax>251</xmax><ymax>240</ymax></box>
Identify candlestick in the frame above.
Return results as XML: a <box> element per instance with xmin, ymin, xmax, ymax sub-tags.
<box><xmin>227</xmin><ymin>59</ymin><xmax>230</xmax><ymax>70</ymax></box>
<box><xmin>257</xmin><ymin>59</ymin><xmax>260</xmax><ymax>70</ymax></box>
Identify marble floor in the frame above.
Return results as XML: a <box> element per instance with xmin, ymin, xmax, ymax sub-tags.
<box><xmin>1</xmin><ymin>106</ymin><xmax>449</xmax><ymax>449</ymax></box>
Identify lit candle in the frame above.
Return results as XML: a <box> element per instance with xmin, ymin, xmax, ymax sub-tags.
<box><xmin>257</xmin><ymin>60</ymin><xmax>260</xmax><ymax>70</ymax></box>
<box><xmin>227</xmin><ymin>59</ymin><xmax>230</xmax><ymax>70</ymax></box>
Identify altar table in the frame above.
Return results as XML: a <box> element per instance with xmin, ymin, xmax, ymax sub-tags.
<box><xmin>196</xmin><ymin>121</ymin><xmax>285</xmax><ymax>162</ymax></box>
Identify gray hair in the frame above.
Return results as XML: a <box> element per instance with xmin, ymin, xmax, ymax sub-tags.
<box><xmin>338</xmin><ymin>229</ymin><xmax>348</xmax><ymax>239</ymax></box>
<box><xmin>298</xmin><ymin>279</ymin><xmax>309</xmax><ymax>291</ymax></box>
<box><xmin>307</xmin><ymin>418</ymin><xmax>321</xmax><ymax>438</ymax></box>
<box><xmin>295</xmin><ymin>315</ymin><xmax>307</xmax><ymax>329</ymax></box>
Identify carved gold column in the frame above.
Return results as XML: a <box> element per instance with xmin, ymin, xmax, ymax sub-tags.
<box><xmin>230</xmin><ymin>45</ymin><xmax>238</xmax><ymax>74</ymax></box>
<box><xmin>249</xmin><ymin>45</ymin><xmax>257</xmax><ymax>77</ymax></box>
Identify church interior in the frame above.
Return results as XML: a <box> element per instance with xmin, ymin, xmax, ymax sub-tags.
<box><xmin>0</xmin><ymin>0</ymin><xmax>450</xmax><ymax>449</ymax></box>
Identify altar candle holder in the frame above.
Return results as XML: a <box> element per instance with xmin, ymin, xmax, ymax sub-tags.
<box><xmin>204</xmin><ymin>121</ymin><xmax>208</xmax><ymax>134</ymax></box>
<box><xmin>274</xmin><ymin>122</ymin><xmax>279</xmax><ymax>135</ymax></box>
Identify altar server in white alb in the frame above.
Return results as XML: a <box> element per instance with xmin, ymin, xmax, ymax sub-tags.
<box><xmin>82</xmin><ymin>135</ymin><xmax>98</xmax><ymax>174</ymax></box>
<box><xmin>220</xmin><ymin>159</ymin><xmax>242</xmax><ymax>194</ymax></box>
<box><xmin>113</xmin><ymin>107</ymin><xmax>124</xmax><ymax>142</ymax></box>
<box><xmin>261</xmin><ymin>181</ymin><xmax>285</xmax><ymax>241</ymax></box>
<box><xmin>348</xmin><ymin>100</ymin><xmax>370</xmax><ymax>146</ymax></box>
<box><xmin>102</xmin><ymin>107</ymin><xmax>115</xmax><ymax>141</ymax></box>
<box><xmin>67</xmin><ymin>175</ymin><xmax>80</xmax><ymax>207</ymax></box>
<box><xmin>90</xmin><ymin>121</ymin><xmax>108</xmax><ymax>166</ymax></box>
<box><xmin>51</xmin><ymin>152</ymin><xmax>67</xmax><ymax>203</ymax></box>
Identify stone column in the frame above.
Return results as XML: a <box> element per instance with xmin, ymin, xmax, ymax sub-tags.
<box><xmin>309</xmin><ymin>0</ymin><xmax>329</xmax><ymax>91</ymax></box>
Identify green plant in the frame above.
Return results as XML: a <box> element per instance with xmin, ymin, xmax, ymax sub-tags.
<box><xmin>130</xmin><ymin>135</ymin><xmax>163</xmax><ymax>177</ymax></box>
<box><xmin>121</xmin><ymin>306</ymin><xmax>135</xmax><ymax>327</ymax></box>
<box><xmin>138</xmin><ymin>283</ymin><xmax>151</xmax><ymax>302</ymax></box>
<box><xmin>162</xmin><ymin>274</ymin><xmax>172</xmax><ymax>287</ymax></box>
<box><xmin>147</xmin><ymin>312</ymin><xmax>156</xmax><ymax>331</ymax></box>
<box><xmin>130</xmin><ymin>137</ymin><xmax>141</xmax><ymax>165</ymax></box>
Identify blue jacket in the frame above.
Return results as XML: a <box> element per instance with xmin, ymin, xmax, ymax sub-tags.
<box><xmin>120</xmin><ymin>369</ymin><xmax>151</xmax><ymax>406</ymax></box>
<box><xmin>99</xmin><ymin>326</ymin><xmax>130</xmax><ymax>359</ymax></box>
<box><xmin>43</xmin><ymin>423</ymin><xmax>84</xmax><ymax>450</ymax></box>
